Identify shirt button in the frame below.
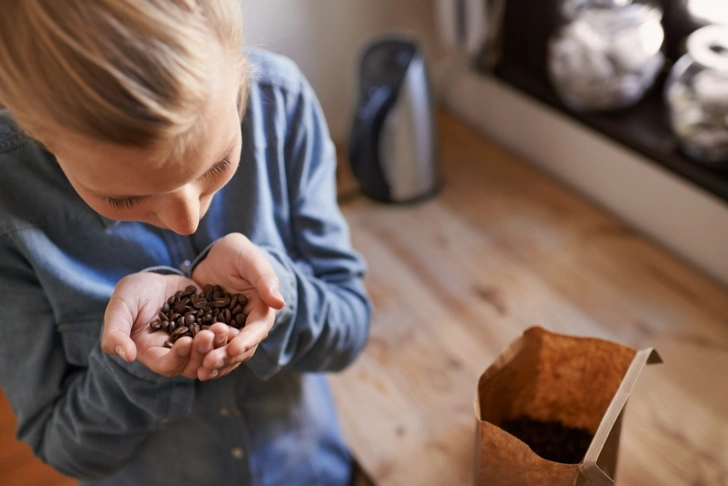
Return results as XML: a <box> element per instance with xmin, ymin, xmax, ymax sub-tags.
<box><xmin>219</xmin><ymin>407</ymin><xmax>231</xmax><ymax>417</ymax></box>
<box><xmin>231</xmin><ymin>447</ymin><xmax>245</xmax><ymax>460</ymax></box>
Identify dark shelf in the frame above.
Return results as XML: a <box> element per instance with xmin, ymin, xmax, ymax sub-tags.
<box><xmin>490</xmin><ymin>63</ymin><xmax>728</xmax><ymax>204</ymax></box>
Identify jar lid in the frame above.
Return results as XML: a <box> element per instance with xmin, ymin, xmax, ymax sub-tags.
<box><xmin>688</xmin><ymin>25</ymin><xmax>728</xmax><ymax>72</ymax></box>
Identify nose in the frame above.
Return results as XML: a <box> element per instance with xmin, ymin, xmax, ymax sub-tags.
<box><xmin>156</xmin><ymin>186</ymin><xmax>201</xmax><ymax>235</ymax></box>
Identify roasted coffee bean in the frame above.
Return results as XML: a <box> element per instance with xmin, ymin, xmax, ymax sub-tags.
<box><xmin>168</xmin><ymin>321</ymin><xmax>177</xmax><ymax>333</ymax></box>
<box><xmin>164</xmin><ymin>339</ymin><xmax>173</xmax><ymax>349</ymax></box>
<box><xmin>213</xmin><ymin>298</ymin><xmax>230</xmax><ymax>308</ymax></box>
<box><xmin>185</xmin><ymin>313</ymin><xmax>196</xmax><ymax>325</ymax></box>
<box><xmin>235</xmin><ymin>314</ymin><xmax>246</xmax><ymax>327</ymax></box>
<box><xmin>223</xmin><ymin>308</ymin><xmax>231</xmax><ymax>324</ymax></box>
<box><xmin>162</xmin><ymin>302</ymin><xmax>170</xmax><ymax>313</ymax></box>
<box><xmin>185</xmin><ymin>285</ymin><xmax>196</xmax><ymax>294</ymax></box>
<box><xmin>150</xmin><ymin>319</ymin><xmax>162</xmax><ymax>331</ymax></box>
<box><xmin>167</xmin><ymin>295</ymin><xmax>175</xmax><ymax>306</ymax></box>
<box><xmin>170</xmin><ymin>326</ymin><xmax>190</xmax><ymax>340</ymax></box>
<box><xmin>231</xmin><ymin>304</ymin><xmax>244</xmax><ymax>315</ymax></box>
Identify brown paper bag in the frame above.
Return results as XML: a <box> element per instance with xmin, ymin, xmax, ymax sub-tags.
<box><xmin>474</xmin><ymin>327</ymin><xmax>661</xmax><ymax>486</ymax></box>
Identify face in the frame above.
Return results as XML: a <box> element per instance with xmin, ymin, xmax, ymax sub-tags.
<box><xmin>45</xmin><ymin>47</ymin><xmax>243</xmax><ymax>236</ymax></box>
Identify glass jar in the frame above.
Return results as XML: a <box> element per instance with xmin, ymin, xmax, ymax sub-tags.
<box><xmin>548</xmin><ymin>0</ymin><xmax>665</xmax><ymax>111</ymax></box>
<box><xmin>683</xmin><ymin>0</ymin><xmax>728</xmax><ymax>29</ymax></box>
<box><xmin>665</xmin><ymin>25</ymin><xmax>728</xmax><ymax>166</ymax></box>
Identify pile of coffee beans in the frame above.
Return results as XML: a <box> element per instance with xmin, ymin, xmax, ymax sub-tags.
<box><xmin>149</xmin><ymin>285</ymin><xmax>249</xmax><ymax>348</ymax></box>
<box><xmin>500</xmin><ymin>416</ymin><xmax>593</xmax><ymax>464</ymax></box>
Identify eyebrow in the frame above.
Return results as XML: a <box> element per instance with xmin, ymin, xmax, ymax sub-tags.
<box><xmin>98</xmin><ymin>136</ymin><xmax>237</xmax><ymax>200</ymax></box>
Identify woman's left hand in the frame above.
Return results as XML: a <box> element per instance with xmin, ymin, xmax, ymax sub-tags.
<box><xmin>192</xmin><ymin>233</ymin><xmax>286</xmax><ymax>380</ymax></box>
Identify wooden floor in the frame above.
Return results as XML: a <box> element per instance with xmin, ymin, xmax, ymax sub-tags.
<box><xmin>0</xmin><ymin>392</ymin><xmax>76</xmax><ymax>485</ymax></box>
<box><xmin>328</xmin><ymin>111</ymin><xmax>728</xmax><ymax>486</ymax></box>
<box><xmin>1</xmin><ymin>111</ymin><xmax>727</xmax><ymax>485</ymax></box>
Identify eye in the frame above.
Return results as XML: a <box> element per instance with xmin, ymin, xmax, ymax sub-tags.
<box><xmin>105</xmin><ymin>196</ymin><xmax>148</xmax><ymax>209</ymax></box>
<box><xmin>203</xmin><ymin>157</ymin><xmax>232</xmax><ymax>179</ymax></box>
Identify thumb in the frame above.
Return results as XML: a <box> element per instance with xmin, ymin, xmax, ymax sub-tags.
<box><xmin>102</xmin><ymin>294</ymin><xmax>139</xmax><ymax>362</ymax></box>
<box><xmin>256</xmin><ymin>275</ymin><xmax>286</xmax><ymax>310</ymax></box>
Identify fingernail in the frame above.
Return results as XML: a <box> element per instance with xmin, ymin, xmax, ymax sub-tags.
<box><xmin>115</xmin><ymin>345</ymin><xmax>127</xmax><ymax>362</ymax></box>
<box><xmin>210</xmin><ymin>369</ymin><xmax>219</xmax><ymax>378</ymax></box>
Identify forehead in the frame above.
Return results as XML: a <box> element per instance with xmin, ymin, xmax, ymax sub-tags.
<box><xmin>48</xmin><ymin>72</ymin><xmax>240</xmax><ymax>197</ymax></box>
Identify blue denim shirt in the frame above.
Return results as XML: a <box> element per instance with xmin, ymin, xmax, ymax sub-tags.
<box><xmin>0</xmin><ymin>50</ymin><xmax>371</xmax><ymax>486</ymax></box>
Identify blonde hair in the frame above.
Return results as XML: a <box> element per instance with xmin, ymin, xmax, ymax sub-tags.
<box><xmin>0</xmin><ymin>0</ymin><xmax>248</xmax><ymax>153</ymax></box>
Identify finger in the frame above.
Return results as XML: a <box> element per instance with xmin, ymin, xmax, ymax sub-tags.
<box><xmin>201</xmin><ymin>344</ymin><xmax>256</xmax><ymax>375</ymax></box>
<box><xmin>209</xmin><ymin>323</ymin><xmax>229</xmax><ymax>348</ymax></box>
<box><xmin>226</xmin><ymin>306</ymin><xmax>275</xmax><ymax>357</ymax></box>
<box><xmin>255</xmin><ymin>275</ymin><xmax>285</xmax><ymax>310</ymax></box>
<box><xmin>232</xmin><ymin>240</ymin><xmax>285</xmax><ymax>310</ymax></box>
<box><xmin>199</xmin><ymin>361</ymin><xmax>242</xmax><ymax>381</ymax></box>
<box><xmin>139</xmin><ymin>337</ymin><xmax>192</xmax><ymax>376</ymax></box>
<box><xmin>184</xmin><ymin>330</ymin><xmax>214</xmax><ymax>371</ymax></box>
<box><xmin>102</xmin><ymin>291</ymin><xmax>139</xmax><ymax>362</ymax></box>
<box><xmin>202</xmin><ymin>346</ymin><xmax>229</xmax><ymax>370</ymax></box>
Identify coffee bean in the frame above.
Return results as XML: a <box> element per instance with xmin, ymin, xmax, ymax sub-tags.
<box><xmin>151</xmin><ymin>285</ymin><xmax>250</xmax><ymax>348</ymax></box>
<box><xmin>213</xmin><ymin>298</ymin><xmax>230</xmax><ymax>308</ymax></box>
<box><xmin>170</xmin><ymin>326</ymin><xmax>190</xmax><ymax>341</ymax></box>
<box><xmin>164</xmin><ymin>340</ymin><xmax>173</xmax><ymax>349</ymax></box>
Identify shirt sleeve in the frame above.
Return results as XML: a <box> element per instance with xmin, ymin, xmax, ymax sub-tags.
<box><xmin>244</xmin><ymin>70</ymin><xmax>373</xmax><ymax>380</ymax></box>
<box><xmin>0</xmin><ymin>233</ymin><xmax>195</xmax><ymax>480</ymax></box>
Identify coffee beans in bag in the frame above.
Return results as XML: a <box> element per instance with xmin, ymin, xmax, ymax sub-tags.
<box><xmin>474</xmin><ymin>326</ymin><xmax>661</xmax><ymax>486</ymax></box>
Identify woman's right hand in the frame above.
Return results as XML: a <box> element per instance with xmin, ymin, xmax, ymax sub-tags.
<box><xmin>101</xmin><ymin>272</ymin><xmax>237</xmax><ymax>380</ymax></box>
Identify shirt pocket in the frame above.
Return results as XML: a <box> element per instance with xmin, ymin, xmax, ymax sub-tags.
<box><xmin>57</xmin><ymin>317</ymin><xmax>103</xmax><ymax>367</ymax></box>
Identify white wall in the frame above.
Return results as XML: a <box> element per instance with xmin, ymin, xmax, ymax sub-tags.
<box><xmin>239</xmin><ymin>0</ymin><xmax>452</xmax><ymax>143</ymax></box>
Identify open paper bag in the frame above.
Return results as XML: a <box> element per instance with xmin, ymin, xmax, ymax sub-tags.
<box><xmin>474</xmin><ymin>327</ymin><xmax>661</xmax><ymax>486</ymax></box>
